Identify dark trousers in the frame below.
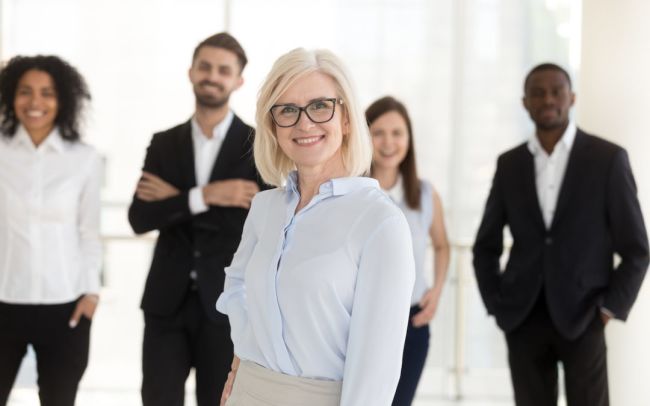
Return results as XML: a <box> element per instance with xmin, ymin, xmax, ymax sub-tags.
<box><xmin>505</xmin><ymin>294</ymin><xmax>609</xmax><ymax>406</ymax></box>
<box><xmin>0</xmin><ymin>299</ymin><xmax>91</xmax><ymax>406</ymax></box>
<box><xmin>392</xmin><ymin>305</ymin><xmax>430</xmax><ymax>406</ymax></box>
<box><xmin>142</xmin><ymin>290</ymin><xmax>233</xmax><ymax>406</ymax></box>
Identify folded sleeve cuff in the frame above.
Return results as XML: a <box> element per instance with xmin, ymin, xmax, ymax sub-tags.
<box><xmin>189</xmin><ymin>186</ymin><xmax>209</xmax><ymax>214</ymax></box>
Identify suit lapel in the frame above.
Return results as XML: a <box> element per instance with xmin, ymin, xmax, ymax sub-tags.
<box><xmin>551</xmin><ymin>130</ymin><xmax>588</xmax><ymax>231</ymax></box>
<box><xmin>521</xmin><ymin>147</ymin><xmax>546</xmax><ymax>231</ymax></box>
<box><xmin>209</xmin><ymin>115</ymin><xmax>249</xmax><ymax>181</ymax></box>
<box><xmin>177</xmin><ymin>120</ymin><xmax>197</xmax><ymax>188</ymax></box>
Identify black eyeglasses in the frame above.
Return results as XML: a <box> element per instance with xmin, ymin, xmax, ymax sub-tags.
<box><xmin>269</xmin><ymin>98</ymin><xmax>344</xmax><ymax>128</ymax></box>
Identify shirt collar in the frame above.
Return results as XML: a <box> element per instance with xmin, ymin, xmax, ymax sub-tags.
<box><xmin>11</xmin><ymin>125</ymin><xmax>65</xmax><ymax>152</ymax></box>
<box><xmin>191</xmin><ymin>110</ymin><xmax>234</xmax><ymax>142</ymax></box>
<box><xmin>527</xmin><ymin>120</ymin><xmax>576</xmax><ymax>156</ymax></box>
<box><xmin>285</xmin><ymin>171</ymin><xmax>379</xmax><ymax>197</ymax></box>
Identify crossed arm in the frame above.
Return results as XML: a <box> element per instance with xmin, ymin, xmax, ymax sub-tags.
<box><xmin>136</xmin><ymin>171</ymin><xmax>258</xmax><ymax>208</ymax></box>
<box><xmin>129</xmin><ymin>170</ymin><xmax>259</xmax><ymax>234</ymax></box>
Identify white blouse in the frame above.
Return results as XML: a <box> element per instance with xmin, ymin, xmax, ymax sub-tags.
<box><xmin>0</xmin><ymin>126</ymin><xmax>102</xmax><ymax>304</ymax></box>
<box><xmin>384</xmin><ymin>177</ymin><xmax>435</xmax><ymax>305</ymax></box>
<box><xmin>217</xmin><ymin>172</ymin><xmax>415</xmax><ymax>406</ymax></box>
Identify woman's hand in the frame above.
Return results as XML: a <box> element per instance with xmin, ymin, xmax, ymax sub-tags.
<box><xmin>69</xmin><ymin>294</ymin><xmax>99</xmax><ymax>328</ymax></box>
<box><xmin>411</xmin><ymin>288</ymin><xmax>441</xmax><ymax>327</ymax></box>
<box><xmin>220</xmin><ymin>369</ymin><xmax>237</xmax><ymax>406</ymax></box>
<box><xmin>220</xmin><ymin>355</ymin><xmax>240</xmax><ymax>406</ymax></box>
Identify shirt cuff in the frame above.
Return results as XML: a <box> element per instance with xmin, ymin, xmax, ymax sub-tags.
<box><xmin>600</xmin><ymin>307</ymin><xmax>615</xmax><ymax>319</ymax></box>
<box><xmin>189</xmin><ymin>186</ymin><xmax>209</xmax><ymax>214</ymax></box>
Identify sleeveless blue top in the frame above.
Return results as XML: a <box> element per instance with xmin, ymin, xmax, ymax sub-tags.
<box><xmin>384</xmin><ymin>177</ymin><xmax>434</xmax><ymax>305</ymax></box>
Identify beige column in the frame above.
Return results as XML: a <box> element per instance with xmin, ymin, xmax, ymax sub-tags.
<box><xmin>578</xmin><ymin>1</ymin><xmax>650</xmax><ymax>404</ymax></box>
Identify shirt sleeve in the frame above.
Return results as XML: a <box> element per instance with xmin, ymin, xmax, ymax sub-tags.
<box><xmin>188</xmin><ymin>186</ymin><xmax>209</xmax><ymax>214</ymax></box>
<box><xmin>216</xmin><ymin>194</ymin><xmax>260</xmax><ymax>353</ymax></box>
<box><xmin>340</xmin><ymin>214</ymin><xmax>415</xmax><ymax>406</ymax></box>
<box><xmin>78</xmin><ymin>151</ymin><xmax>103</xmax><ymax>294</ymax></box>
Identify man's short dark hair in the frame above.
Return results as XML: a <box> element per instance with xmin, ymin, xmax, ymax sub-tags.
<box><xmin>524</xmin><ymin>63</ymin><xmax>572</xmax><ymax>92</ymax></box>
<box><xmin>192</xmin><ymin>32</ymin><xmax>248</xmax><ymax>72</ymax></box>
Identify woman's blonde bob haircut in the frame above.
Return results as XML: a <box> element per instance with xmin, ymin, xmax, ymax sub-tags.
<box><xmin>254</xmin><ymin>48</ymin><xmax>372</xmax><ymax>187</ymax></box>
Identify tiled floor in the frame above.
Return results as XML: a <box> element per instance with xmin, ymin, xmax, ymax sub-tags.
<box><xmin>8</xmin><ymin>238</ymin><xmax>525</xmax><ymax>406</ymax></box>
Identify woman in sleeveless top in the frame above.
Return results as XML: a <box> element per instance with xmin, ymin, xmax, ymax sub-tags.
<box><xmin>366</xmin><ymin>96</ymin><xmax>450</xmax><ymax>406</ymax></box>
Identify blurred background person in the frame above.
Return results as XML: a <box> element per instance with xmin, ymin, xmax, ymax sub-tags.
<box><xmin>0</xmin><ymin>55</ymin><xmax>101</xmax><ymax>406</ymax></box>
<box><xmin>127</xmin><ymin>32</ymin><xmax>263</xmax><ymax>406</ymax></box>
<box><xmin>366</xmin><ymin>96</ymin><xmax>450</xmax><ymax>406</ymax></box>
<box><xmin>217</xmin><ymin>48</ymin><xmax>415</xmax><ymax>406</ymax></box>
<box><xmin>473</xmin><ymin>63</ymin><xmax>649</xmax><ymax>406</ymax></box>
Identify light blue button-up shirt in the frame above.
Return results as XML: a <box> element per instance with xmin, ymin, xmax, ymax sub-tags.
<box><xmin>217</xmin><ymin>172</ymin><xmax>415</xmax><ymax>405</ymax></box>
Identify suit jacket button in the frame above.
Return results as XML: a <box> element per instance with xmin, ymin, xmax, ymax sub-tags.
<box><xmin>194</xmin><ymin>250</ymin><xmax>201</xmax><ymax>258</ymax></box>
<box><xmin>545</xmin><ymin>237</ymin><xmax>553</xmax><ymax>245</ymax></box>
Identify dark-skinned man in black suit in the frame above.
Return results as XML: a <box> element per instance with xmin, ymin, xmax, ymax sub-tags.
<box><xmin>473</xmin><ymin>63</ymin><xmax>649</xmax><ymax>406</ymax></box>
<box><xmin>128</xmin><ymin>32</ymin><xmax>263</xmax><ymax>406</ymax></box>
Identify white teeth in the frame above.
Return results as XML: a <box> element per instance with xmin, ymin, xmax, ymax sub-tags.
<box><xmin>26</xmin><ymin>110</ymin><xmax>45</xmax><ymax>118</ymax></box>
<box><xmin>295</xmin><ymin>136</ymin><xmax>321</xmax><ymax>145</ymax></box>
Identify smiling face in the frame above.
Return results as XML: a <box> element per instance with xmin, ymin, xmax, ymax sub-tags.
<box><xmin>189</xmin><ymin>46</ymin><xmax>243</xmax><ymax>109</ymax></box>
<box><xmin>369</xmin><ymin>110</ymin><xmax>410</xmax><ymax>171</ymax></box>
<box><xmin>274</xmin><ymin>71</ymin><xmax>348</xmax><ymax>177</ymax></box>
<box><xmin>523</xmin><ymin>69</ymin><xmax>575</xmax><ymax>131</ymax></box>
<box><xmin>14</xmin><ymin>69</ymin><xmax>58</xmax><ymax>137</ymax></box>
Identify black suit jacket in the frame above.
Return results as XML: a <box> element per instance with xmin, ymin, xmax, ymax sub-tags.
<box><xmin>128</xmin><ymin>115</ymin><xmax>263</xmax><ymax>323</ymax></box>
<box><xmin>473</xmin><ymin>129</ymin><xmax>649</xmax><ymax>340</ymax></box>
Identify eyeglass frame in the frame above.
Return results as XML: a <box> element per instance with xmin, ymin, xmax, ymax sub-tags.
<box><xmin>269</xmin><ymin>98</ymin><xmax>344</xmax><ymax>128</ymax></box>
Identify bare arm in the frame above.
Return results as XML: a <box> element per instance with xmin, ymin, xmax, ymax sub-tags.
<box><xmin>412</xmin><ymin>189</ymin><xmax>450</xmax><ymax>327</ymax></box>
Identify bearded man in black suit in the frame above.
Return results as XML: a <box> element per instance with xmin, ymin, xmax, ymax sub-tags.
<box><xmin>128</xmin><ymin>32</ymin><xmax>263</xmax><ymax>406</ymax></box>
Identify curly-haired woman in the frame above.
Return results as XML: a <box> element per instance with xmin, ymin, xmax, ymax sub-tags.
<box><xmin>0</xmin><ymin>55</ymin><xmax>101</xmax><ymax>405</ymax></box>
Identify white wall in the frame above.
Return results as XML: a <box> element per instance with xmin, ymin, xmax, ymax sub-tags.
<box><xmin>578</xmin><ymin>1</ymin><xmax>650</xmax><ymax>405</ymax></box>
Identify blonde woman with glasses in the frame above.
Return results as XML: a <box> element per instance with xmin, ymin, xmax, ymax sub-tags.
<box><xmin>216</xmin><ymin>48</ymin><xmax>415</xmax><ymax>406</ymax></box>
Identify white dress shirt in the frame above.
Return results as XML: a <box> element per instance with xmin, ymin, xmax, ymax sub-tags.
<box><xmin>0</xmin><ymin>126</ymin><xmax>102</xmax><ymax>304</ymax></box>
<box><xmin>384</xmin><ymin>177</ymin><xmax>434</xmax><ymax>305</ymax></box>
<box><xmin>527</xmin><ymin>121</ymin><xmax>576</xmax><ymax>229</ymax></box>
<box><xmin>217</xmin><ymin>172</ymin><xmax>415</xmax><ymax>406</ymax></box>
<box><xmin>188</xmin><ymin>111</ymin><xmax>234</xmax><ymax>214</ymax></box>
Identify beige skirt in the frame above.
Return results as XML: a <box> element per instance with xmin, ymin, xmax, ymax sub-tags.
<box><xmin>226</xmin><ymin>361</ymin><xmax>342</xmax><ymax>406</ymax></box>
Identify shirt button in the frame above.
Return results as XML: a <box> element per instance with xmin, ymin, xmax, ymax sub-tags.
<box><xmin>545</xmin><ymin>237</ymin><xmax>553</xmax><ymax>245</ymax></box>
<box><xmin>194</xmin><ymin>250</ymin><xmax>201</xmax><ymax>258</ymax></box>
